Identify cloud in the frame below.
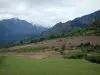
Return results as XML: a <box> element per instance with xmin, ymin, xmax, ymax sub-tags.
<box><xmin>0</xmin><ymin>0</ymin><xmax>100</xmax><ymax>27</ymax></box>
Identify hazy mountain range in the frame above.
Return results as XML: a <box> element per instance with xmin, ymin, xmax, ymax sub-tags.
<box><xmin>0</xmin><ymin>10</ymin><xmax>100</xmax><ymax>45</ymax></box>
<box><xmin>0</xmin><ymin>18</ymin><xmax>47</xmax><ymax>45</ymax></box>
<box><xmin>42</xmin><ymin>10</ymin><xmax>100</xmax><ymax>37</ymax></box>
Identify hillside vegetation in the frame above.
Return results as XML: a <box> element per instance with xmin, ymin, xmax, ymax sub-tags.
<box><xmin>42</xmin><ymin>10</ymin><xmax>100</xmax><ymax>37</ymax></box>
<box><xmin>68</xmin><ymin>19</ymin><xmax>100</xmax><ymax>36</ymax></box>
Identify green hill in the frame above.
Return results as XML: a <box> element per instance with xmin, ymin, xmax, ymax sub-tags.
<box><xmin>42</xmin><ymin>10</ymin><xmax>100</xmax><ymax>37</ymax></box>
<box><xmin>68</xmin><ymin>19</ymin><xmax>100</xmax><ymax>36</ymax></box>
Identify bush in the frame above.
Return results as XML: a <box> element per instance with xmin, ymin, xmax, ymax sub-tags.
<box><xmin>94</xmin><ymin>45</ymin><xmax>100</xmax><ymax>53</ymax></box>
<box><xmin>53</xmin><ymin>47</ymin><xmax>60</xmax><ymax>51</ymax></box>
<box><xmin>85</xmin><ymin>53</ymin><xmax>100</xmax><ymax>64</ymax></box>
<box><xmin>64</xmin><ymin>51</ymin><xmax>87</xmax><ymax>59</ymax></box>
<box><xmin>81</xmin><ymin>45</ymin><xmax>95</xmax><ymax>52</ymax></box>
<box><xmin>60</xmin><ymin>44</ymin><xmax>66</xmax><ymax>55</ymax></box>
<box><xmin>78</xmin><ymin>43</ymin><xmax>100</xmax><ymax>53</ymax></box>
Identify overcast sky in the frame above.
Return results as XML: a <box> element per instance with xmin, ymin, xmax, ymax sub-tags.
<box><xmin>0</xmin><ymin>0</ymin><xmax>100</xmax><ymax>27</ymax></box>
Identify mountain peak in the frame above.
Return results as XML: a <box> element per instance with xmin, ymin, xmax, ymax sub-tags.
<box><xmin>42</xmin><ymin>10</ymin><xmax>100</xmax><ymax>37</ymax></box>
<box><xmin>11</xmin><ymin>17</ymin><xmax>19</xmax><ymax>21</ymax></box>
<box><xmin>0</xmin><ymin>18</ymin><xmax>47</xmax><ymax>45</ymax></box>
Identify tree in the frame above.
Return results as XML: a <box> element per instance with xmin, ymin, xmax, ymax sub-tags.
<box><xmin>39</xmin><ymin>38</ymin><xmax>45</xmax><ymax>41</ymax></box>
<box><xmin>60</xmin><ymin>43</ymin><xmax>66</xmax><ymax>55</ymax></box>
<box><xmin>20</xmin><ymin>40</ymin><xmax>23</xmax><ymax>44</ymax></box>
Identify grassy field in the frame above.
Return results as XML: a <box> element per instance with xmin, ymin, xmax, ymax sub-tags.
<box><xmin>0</xmin><ymin>56</ymin><xmax>100</xmax><ymax>75</ymax></box>
<box><xmin>0</xmin><ymin>47</ymin><xmax>49</xmax><ymax>53</ymax></box>
<box><xmin>14</xmin><ymin>47</ymin><xmax>49</xmax><ymax>53</ymax></box>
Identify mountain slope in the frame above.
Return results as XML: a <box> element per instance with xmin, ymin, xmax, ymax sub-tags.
<box><xmin>0</xmin><ymin>18</ymin><xmax>47</xmax><ymax>45</ymax></box>
<box><xmin>68</xmin><ymin>19</ymin><xmax>100</xmax><ymax>36</ymax></box>
<box><xmin>42</xmin><ymin>10</ymin><xmax>100</xmax><ymax>37</ymax></box>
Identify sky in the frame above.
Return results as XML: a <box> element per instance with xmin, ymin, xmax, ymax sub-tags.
<box><xmin>0</xmin><ymin>0</ymin><xmax>100</xmax><ymax>27</ymax></box>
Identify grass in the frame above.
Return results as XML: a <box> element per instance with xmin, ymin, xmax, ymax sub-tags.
<box><xmin>0</xmin><ymin>47</ymin><xmax>49</xmax><ymax>53</ymax></box>
<box><xmin>0</xmin><ymin>56</ymin><xmax>100</xmax><ymax>75</ymax></box>
<box><xmin>15</xmin><ymin>47</ymin><xmax>49</xmax><ymax>53</ymax></box>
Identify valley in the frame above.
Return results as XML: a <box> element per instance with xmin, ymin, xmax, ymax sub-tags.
<box><xmin>0</xmin><ymin>9</ymin><xmax>100</xmax><ymax>75</ymax></box>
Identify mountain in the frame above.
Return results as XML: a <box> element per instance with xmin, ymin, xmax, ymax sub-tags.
<box><xmin>0</xmin><ymin>18</ymin><xmax>47</xmax><ymax>45</ymax></box>
<box><xmin>68</xmin><ymin>19</ymin><xmax>100</xmax><ymax>36</ymax></box>
<box><xmin>42</xmin><ymin>10</ymin><xmax>100</xmax><ymax>37</ymax></box>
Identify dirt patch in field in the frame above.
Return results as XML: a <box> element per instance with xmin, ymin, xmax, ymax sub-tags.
<box><xmin>19</xmin><ymin>51</ymin><xmax>61</xmax><ymax>59</ymax></box>
<box><xmin>0</xmin><ymin>36</ymin><xmax>100</xmax><ymax>52</ymax></box>
<box><xmin>0</xmin><ymin>51</ymin><xmax>61</xmax><ymax>59</ymax></box>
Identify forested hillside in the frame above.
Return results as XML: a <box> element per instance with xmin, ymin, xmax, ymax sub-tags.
<box><xmin>68</xmin><ymin>19</ymin><xmax>100</xmax><ymax>36</ymax></box>
<box><xmin>42</xmin><ymin>10</ymin><xmax>100</xmax><ymax>37</ymax></box>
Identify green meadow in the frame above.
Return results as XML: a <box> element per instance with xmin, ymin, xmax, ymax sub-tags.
<box><xmin>0</xmin><ymin>56</ymin><xmax>100</xmax><ymax>75</ymax></box>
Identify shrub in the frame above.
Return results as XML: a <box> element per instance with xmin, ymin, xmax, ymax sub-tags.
<box><xmin>53</xmin><ymin>47</ymin><xmax>60</xmax><ymax>51</ymax></box>
<box><xmin>60</xmin><ymin>44</ymin><xmax>66</xmax><ymax>55</ymax></box>
<box><xmin>61</xmin><ymin>44</ymin><xmax>66</xmax><ymax>50</ymax></box>
<box><xmin>94</xmin><ymin>45</ymin><xmax>100</xmax><ymax>53</ymax></box>
<box><xmin>64</xmin><ymin>51</ymin><xmax>87</xmax><ymax>59</ymax></box>
<box><xmin>39</xmin><ymin>38</ymin><xmax>45</xmax><ymax>41</ymax></box>
<box><xmin>85</xmin><ymin>53</ymin><xmax>100</xmax><ymax>64</ymax></box>
<box><xmin>78</xmin><ymin>43</ymin><xmax>100</xmax><ymax>53</ymax></box>
<box><xmin>81</xmin><ymin>45</ymin><xmax>95</xmax><ymax>52</ymax></box>
<box><xmin>79</xmin><ymin>42</ymin><xmax>91</xmax><ymax>47</ymax></box>
<box><xmin>20</xmin><ymin>40</ymin><xmax>23</xmax><ymax>44</ymax></box>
